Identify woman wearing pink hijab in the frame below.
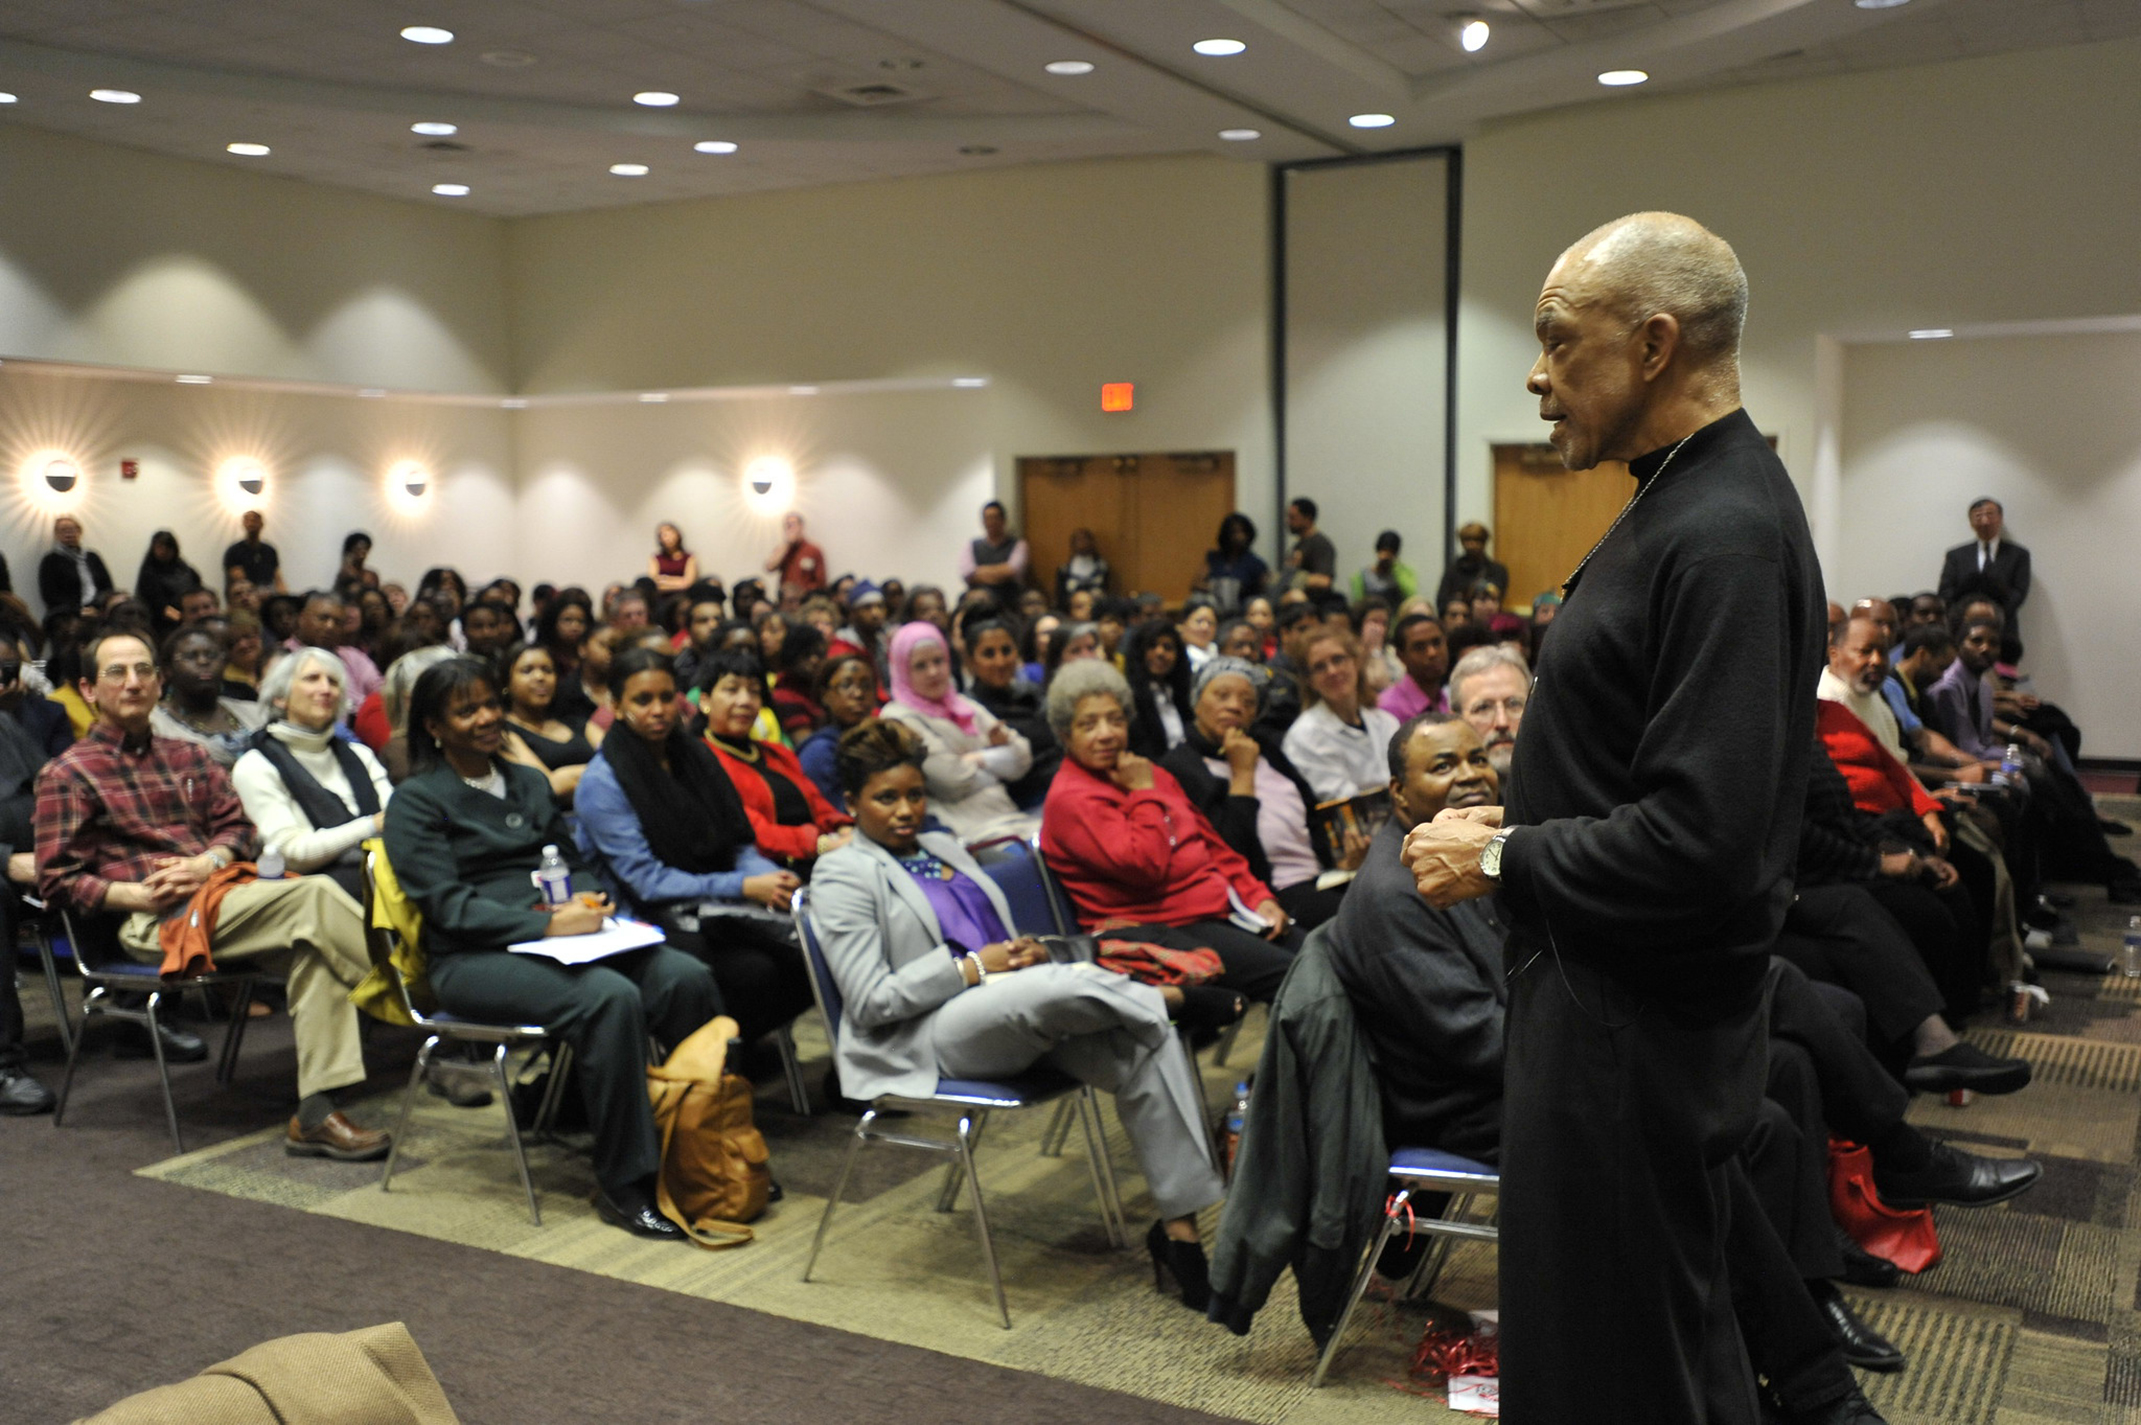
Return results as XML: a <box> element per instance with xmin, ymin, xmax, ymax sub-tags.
<box><xmin>880</xmin><ymin>620</ymin><xmax>1040</xmax><ymax>843</ymax></box>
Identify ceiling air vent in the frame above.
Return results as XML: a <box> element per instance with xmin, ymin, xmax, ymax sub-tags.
<box><xmin>811</xmin><ymin>80</ymin><xmax>929</xmax><ymax>107</ymax></box>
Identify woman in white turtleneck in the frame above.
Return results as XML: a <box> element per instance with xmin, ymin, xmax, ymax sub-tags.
<box><xmin>231</xmin><ymin>645</ymin><xmax>394</xmax><ymax>900</ymax></box>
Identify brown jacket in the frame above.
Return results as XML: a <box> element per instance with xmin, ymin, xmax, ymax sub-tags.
<box><xmin>73</xmin><ymin>1321</ymin><xmax>458</xmax><ymax>1425</ymax></box>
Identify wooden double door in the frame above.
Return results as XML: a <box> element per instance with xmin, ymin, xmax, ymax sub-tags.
<box><xmin>1017</xmin><ymin>451</ymin><xmax>1235</xmax><ymax>604</ymax></box>
<box><xmin>1490</xmin><ymin>443</ymin><xmax>1633</xmax><ymax>610</ymax></box>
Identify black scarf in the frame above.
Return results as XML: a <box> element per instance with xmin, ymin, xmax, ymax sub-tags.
<box><xmin>250</xmin><ymin>727</ymin><xmax>381</xmax><ymax>832</ymax></box>
<box><xmin>602</xmin><ymin>723</ymin><xmax>753</xmax><ymax>875</ymax></box>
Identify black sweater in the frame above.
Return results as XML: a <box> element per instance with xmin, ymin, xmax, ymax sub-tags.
<box><xmin>1498</xmin><ymin>408</ymin><xmax>1825</xmax><ymax>1009</ymax></box>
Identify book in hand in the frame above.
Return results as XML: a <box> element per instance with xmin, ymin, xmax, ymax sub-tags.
<box><xmin>1309</xmin><ymin>788</ymin><xmax>1392</xmax><ymax>864</ymax></box>
<box><xmin>508</xmin><ymin>917</ymin><xmax>666</xmax><ymax>965</ymax></box>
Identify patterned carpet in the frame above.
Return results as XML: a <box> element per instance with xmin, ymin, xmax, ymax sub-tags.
<box><xmin>131</xmin><ymin>797</ymin><xmax>2141</xmax><ymax>1424</ymax></box>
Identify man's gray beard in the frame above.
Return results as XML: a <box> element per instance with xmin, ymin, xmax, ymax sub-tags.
<box><xmin>1487</xmin><ymin>745</ymin><xmax>1515</xmax><ymax>779</ymax></box>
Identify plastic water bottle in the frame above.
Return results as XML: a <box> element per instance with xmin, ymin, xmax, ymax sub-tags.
<box><xmin>1999</xmin><ymin>742</ymin><xmax>2024</xmax><ymax>786</ymax></box>
<box><xmin>532</xmin><ymin>844</ymin><xmax>573</xmax><ymax>907</ymax></box>
<box><xmin>2124</xmin><ymin>917</ymin><xmax>2141</xmax><ymax>979</ymax></box>
<box><xmin>1224</xmin><ymin>1080</ymin><xmax>1250</xmax><ymax>1172</ymax></box>
<box><xmin>255</xmin><ymin>845</ymin><xmax>284</xmax><ymax>880</ymax></box>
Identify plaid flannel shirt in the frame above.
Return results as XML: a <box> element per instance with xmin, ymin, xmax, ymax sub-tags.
<box><xmin>34</xmin><ymin>720</ymin><xmax>257</xmax><ymax>913</ymax></box>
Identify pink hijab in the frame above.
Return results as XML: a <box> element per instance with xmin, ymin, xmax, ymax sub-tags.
<box><xmin>888</xmin><ymin>620</ymin><xmax>979</xmax><ymax>735</ymax></box>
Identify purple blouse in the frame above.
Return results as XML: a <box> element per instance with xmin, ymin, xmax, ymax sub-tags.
<box><xmin>900</xmin><ymin>855</ymin><xmax>1010</xmax><ymax>955</ymax></box>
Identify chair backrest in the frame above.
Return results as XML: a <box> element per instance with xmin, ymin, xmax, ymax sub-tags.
<box><xmin>789</xmin><ymin>887</ymin><xmax>845</xmax><ymax>1048</ymax></box>
<box><xmin>966</xmin><ymin>835</ymin><xmax>1067</xmax><ymax>936</ymax></box>
<box><xmin>361</xmin><ymin>849</ymin><xmax>425</xmax><ymax>1025</ymax></box>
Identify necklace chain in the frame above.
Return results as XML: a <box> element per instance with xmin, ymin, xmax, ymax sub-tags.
<box><xmin>1561</xmin><ymin>433</ymin><xmax>1692</xmax><ymax>594</ymax></box>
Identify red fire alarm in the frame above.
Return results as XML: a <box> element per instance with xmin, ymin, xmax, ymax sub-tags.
<box><xmin>120</xmin><ymin>459</ymin><xmax>139</xmax><ymax>480</ymax></box>
<box><xmin>1100</xmin><ymin>382</ymin><xmax>1134</xmax><ymax>413</ymax></box>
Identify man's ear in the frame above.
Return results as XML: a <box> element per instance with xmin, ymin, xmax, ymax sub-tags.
<box><xmin>1638</xmin><ymin>312</ymin><xmax>1682</xmax><ymax>381</ymax></box>
<box><xmin>1389</xmin><ymin>777</ymin><xmax>1411</xmax><ymax>829</ymax></box>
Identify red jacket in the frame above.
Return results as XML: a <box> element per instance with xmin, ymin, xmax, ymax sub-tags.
<box><xmin>705</xmin><ymin>735</ymin><xmax>852</xmax><ymax>863</ymax></box>
<box><xmin>1041</xmin><ymin>757</ymin><xmax>1272</xmax><ymax>929</ymax></box>
<box><xmin>1816</xmin><ymin>700</ymin><xmax>1940</xmax><ymax>819</ymax></box>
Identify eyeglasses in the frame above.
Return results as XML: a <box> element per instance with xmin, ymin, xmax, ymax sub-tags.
<box><xmin>1464</xmin><ymin>696</ymin><xmax>1527</xmax><ymax>720</ymax></box>
<box><xmin>98</xmin><ymin>663</ymin><xmax>157</xmax><ymax>683</ymax></box>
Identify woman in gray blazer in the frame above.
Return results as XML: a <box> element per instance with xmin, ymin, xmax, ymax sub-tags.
<box><xmin>808</xmin><ymin>720</ymin><xmax>1231</xmax><ymax>1311</ymax></box>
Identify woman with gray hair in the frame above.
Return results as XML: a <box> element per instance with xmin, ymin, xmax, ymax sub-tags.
<box><xmin>1158</xmin><ymin>657</ymin><xmax>1363</xmax><ymax>930</ymax></box>
<box><xmin>232</xmin><ymin>644</ymin><xmax>394</xmax><ymax>902</ymax></box>
<box><xmin>1038</xmin><ymin>659</ymin><xmax>1299</xmax><ymax>1003</ymax></box>
<box><xmin>378</xmin><ymin>644</ymin><xmax>459</xmax><ymax>783</ymax></box>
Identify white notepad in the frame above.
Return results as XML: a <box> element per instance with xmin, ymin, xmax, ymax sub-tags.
<box><xmin>507</xmin><ymin>917</ymin><xmax>666</xmax><ymax>965</ymax></box>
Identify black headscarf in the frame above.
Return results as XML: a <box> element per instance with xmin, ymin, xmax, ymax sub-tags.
<box><xmin>601</xmin><ymin>721</ymin><xmax>754</xmax><ymax>875</ymax></box>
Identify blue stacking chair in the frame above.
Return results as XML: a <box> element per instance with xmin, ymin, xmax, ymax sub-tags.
<box><xmin>1312</xmin><ymin>1147</ymin><xmax>1502</xmax><ymax>1386</ymax></box>
<box><xmin>50</xmin><ymin>907</ymin><xmax>260</xmax><ymax>1153</ymax></box>
<box><xmin>792</xmin><ymin>885</ymin><xmax>1126</xmax><ymax>1328</ymax></box>
<box><xmin>966</xmin><ymin>835</ymin><xmax>1075</xmax><ymax>936</ymax></box>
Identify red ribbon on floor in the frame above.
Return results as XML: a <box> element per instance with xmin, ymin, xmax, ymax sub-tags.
<box><xmin>1409</xmin><ymin>1324</ymin><xmax>1500</xmax><ymax>1385</ymax></box>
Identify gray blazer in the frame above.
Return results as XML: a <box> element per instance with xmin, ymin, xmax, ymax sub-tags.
<box><xmin>807</xmin><ymin>830</ymin><xmax>1020</xmax><ymax>1100</ymax></box>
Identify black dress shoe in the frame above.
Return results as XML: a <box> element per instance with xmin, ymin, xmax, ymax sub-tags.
<box><xmin>114</xmin><ymin>1020</ymin><xmax>209</xmax><ymax>1063</ymax></box>
<box><xmin>594</xmin><ymin>1187</ymin><xmax>686</xmax><ymax>1241</ymax></box>
<box><xmin>1904</xmin><ymin>1041</ymin><xmax>2033</xmax><ymax>1095</ymax></box>
<box><xmin>0</xmin><ymin>1064</ymin><xmax>55</xmax><ymax>1116</ymax></box>
<box><xmin>1145</xmin><ymin>1220</ymin><xmax>1211</xmax><ymax>1312</ymax></box>
<box><xmin>1834</xmin><ymin>1227</ymin><xmax>1900</xmax><ymax>1289</ymax></box>
<box><xmin>425</xmin><ymin>1070</ymin><xmax>495</xmax><ymax>1109</ymax></box>
<box><xmin>1810</xmin><ymin>1281</ymin><xmax>1903</xmax><ymax>1373</ymax></box>
<box><xmin>1874</xmin><ymin>1141</ymin><xmax>2042</xmax><ymax>1208</ymax></box>
<box><xmin>2101</xmin><ymin>819</ymin><xmax>2133</xmax><ymax>837</ymax></box>
<box><xmin>1775</xmin><ymin>1381</ymin><xmax>1890</xmax><ymax>1424</ymax></box>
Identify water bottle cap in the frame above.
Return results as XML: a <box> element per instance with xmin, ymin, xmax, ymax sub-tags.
<box><xmin>542</xmin><ymin>844</ymin><xmax>559</xmax><ymax>856</ymax></box>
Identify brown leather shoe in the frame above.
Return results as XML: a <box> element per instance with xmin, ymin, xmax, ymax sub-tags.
<box><xmin>285</xmin><ymin>1111</ymin><xmax>391</xmax><ymax>1162</ymax></box>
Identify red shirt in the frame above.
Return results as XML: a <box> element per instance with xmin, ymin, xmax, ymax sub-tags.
<box><xmin>1040</xmin><ymin>757</ymin><xmax>1271</xmax><ymax>929</ymax></box>
<box><xmin>776</xmin><ymin>540</ymin><xmax>827</xmax><ymax>593</ymax></box>
<box><xmin>35</xmin><ymin>722</ymin><xmax>256</xmax><ymax>913</ymax></box>
<box><xmin>705</xmin><ymin>734</ymin><xmax>851</xmax><ymax>863</ymax></box>
<box><xmin>1815</xmin><ymin>700</ymin><xmax>1940</xmax><ymax>820</ymax></box>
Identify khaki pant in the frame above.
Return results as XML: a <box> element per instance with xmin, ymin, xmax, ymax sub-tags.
<box><xmin>120</xmin><ymin>876</ymin><xmax>371</xmax><ymax>1100</ymax></box>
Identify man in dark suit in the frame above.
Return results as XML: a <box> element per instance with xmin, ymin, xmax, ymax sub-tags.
<box><xmin>1937</xmin><ymin>498</ymin><xmax>2030</xmax><ymax>634</ymax></box>
<box><xmin>35</xmin><ymin>515</ymin><xmax>112</xmax><ymax>619</ymax></box>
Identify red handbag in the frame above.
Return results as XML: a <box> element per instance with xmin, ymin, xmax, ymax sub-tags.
<box><xmin>1827</xmin><ymin>1137</ymin><xmax>1941</xmax><ymax>1274</ymax></box>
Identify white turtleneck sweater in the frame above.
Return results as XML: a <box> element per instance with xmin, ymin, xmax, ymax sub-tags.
<box><xmin>230</xmin><ymin>721</ymin><xmax>395</xmax><ymax>873</ymax></box>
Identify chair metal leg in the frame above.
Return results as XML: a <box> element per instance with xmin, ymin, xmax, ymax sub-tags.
<box><xmin>956</xmin><ymin>1112</ymin><xmax>1012</xmax><ymax>1329</ymax></box>
<box><xmin>52</xmin><ymin>984</ymin><xmax>102</xmax><ymax>1126</ymax></box>
<box><xmin>1403</xmin><ymin>1192</ymin><xmax>1471</xmax><ymax>1301</ymax></box>
<box><xmin>1212</xmin><ymin>1016</ymin><xmax>1242</xmax><ymax>1069</ymax></box>
<box><xmin>776</xmin><ymin>1024</ymin><xmax>811</xmax><ymax>1114</ymax></box>
<box><xmin>1311</xmin><ymin>1187</ymin><xmax>1411</xmax><ymax>1387</ymax></box>
<box><xmin>1039</xmin><ymin>1098</ymin><xmax>1074</xmax><ymax>1157</ymax></box>
<box><xmin>215</xmin><ymin>979</ymin><xmax>254</xmax><ymax>1085</ymax></box>
<box><xmin>938</xmin><ymin>1107</ymin><xmax>990</xmax><ymax>1212</ymax></box>
<box><xmin>531</xmin><ymin>1041</ymin><xmax>574</xmax><ymax>1139</ymax></box>
<box><xmin>1072</xmin><ymin>1088</ymin><xmax>1126</xmax><ymax>1248</ymax></box>
<box><xmin>145</xmin><ymin>989</ymin><xmax>184</xmax><ymax>1154</ymax></box>
<box><xmin>381</xmin><ymin>1035</ymin><xmax>438</xmax><ymax>1193</ymax></box>
<box><xmin>493</xmin><ymin>1041</ymin><xmax>541</xmax><ymax>1226</ymax></box>
<box><xmin>32</xmin><ymin>928</ymin><xmax>72</xmax><ymax>1055</ymax></box>
<box><xmin>805</xmin><ymin>1108</ymin><xmax>873</xmax><ymax>1282</ymax></box>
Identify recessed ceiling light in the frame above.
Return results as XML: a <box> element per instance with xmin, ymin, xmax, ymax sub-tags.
<box><xmin>1219</xmin><ymin>128</ymin><xmax>1261</xmax><ymax>141</ymax></box>
<box><xmin>481</xmin><ymin>49</ymin><xmax>537</xmax><ymax>67</ymax></box>
<box><xmin>633</xmin><ymin>91</ymin><xmax>680</xmax><ymax>107</ymax></box>
<box><xmin>175</xmin><ymin>374</ymin><xmax>212</xmax><ymax>384</ymax></box>
<box><xmin>1044</xmin><ymin>60</ymin><xmax>1094</xmax><ymax>75</ymax></box>
<box><xmin>501</xmin><ymin>398</ymin><xmax>528</xmax><ymax>409</ymax></box>
<box><xmin>89</xmin><ymin>89</ymin><xmax>141</xmax><ymax>104</ymax></box>
<box><xmin>0</xmin><ymin>94</ymin><xmax>17</xmax><ymax>105</ymax></box>
<box><xmin>789</xmin><ymin>385</ymin><xmax>819</xmax><ymax>395</ymax></box>
<box><xmin>359</xmin><ymin>388</ymin><xmax>387</xmax><ymax>398</ymax></box>
<box><xmin>609</xmin><ymin>163</ymin><xmax>649</xmax><ymax>176</ymax></box>
<box><xmin>226</xmin><ymin>142</ymin><xmax>270</xmax><ymax>156</ymax></box>
<box><xmin>952</xmin><ymin>377</ymin><xmax>987</xmax><ymax>388</ymax></box>
<box><xmin>1908</xmin><ymin>328</ymin><xmax>1954</xmax><ymax>339</ymax></box>
<box><xmin>1460</xmin><ymin>18</ymin><xmax>1491</xmax><ymax>52</ymax></box>
<box><xmin>1598</xmin><ymin>69</ymin><xmax>1649</xmax><ymax>85</ymax></box>
<box><xmin>1193</xmin><ymin>38</ymin><xmax>1247</xmax><ymax>56</ymax></box>
<box><xmin>1349</xmin><ymin>113</ymin><xmax>1396</xmax><ymax>128</ymax></box>
<box><xmin>432</xmin><ymin>183</ymin><xmax>470</xmax><ymax>196</ymax></box>
<box><xmin>693</xmin><ymin>140</ymin><xmax>738</xmax><ymax>154</ymax></box>
<box><xmin>400</xmin><ymin>26</ymin><xmax>453</xmax><ymax>44</ymax></box>
<box><xmin>1855</xmin><ymin>0</ymin><xmax>1910</xmax><ymax>8</ymax></box>
<box><xmin>411</xmin><ymin>121</ymin><xmax>458</xmax><ymax>136</ymax></box>
<box><xmin>639</xmin><ymin>392</ymin><xmax>668</xmax><ymax>402</ymax></box>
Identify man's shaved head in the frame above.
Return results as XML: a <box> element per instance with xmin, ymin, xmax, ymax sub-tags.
<box><xmin>1556</xmin><ymin>211</ymin><xmax>1748</xmax><ymax>366</ymax></box>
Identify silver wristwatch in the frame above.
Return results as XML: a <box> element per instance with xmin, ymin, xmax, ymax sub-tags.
<box><xmin>1478</xmin><ymin>828</ymin><xmax>1514</xmax><ymax>881</ymax></box>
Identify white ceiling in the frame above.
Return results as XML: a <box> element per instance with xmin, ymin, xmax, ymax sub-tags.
<box><xmin>0</xmin><ymin>0</ymin><xmax>2129</xmax><ymax>216</ymax></box>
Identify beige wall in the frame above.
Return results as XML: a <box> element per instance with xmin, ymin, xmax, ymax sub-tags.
<box><xmin>0</xmin><ymin>126</ymin><xmax>511</xmax><ymax>393</ymax></box>
<box><xmin>1840</xmin><ymin>330</ymin><xmax>2141</xmax><ymax>759</ymax></box>
<box><xmin>1455</xmin><ymin>35</ymin><xmax>2141</xmax><ymax>579</ymax></box>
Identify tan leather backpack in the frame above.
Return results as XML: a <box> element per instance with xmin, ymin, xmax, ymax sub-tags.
<box><xmin>646</xmin><ymin>1014</ymin><xmax>772</xmax><ymax>1249</ymax></box>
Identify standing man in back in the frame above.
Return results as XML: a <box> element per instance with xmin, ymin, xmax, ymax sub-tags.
<box><xmin>1282</xmin><ymin>498</ymin><xmax>1335</xmax><ymax>596</ymax></box>
<box><xmin>223</xmin><ymin>510</ymin><xmax>286</xmax><ymax>598</ymax></box>
<box><xmin>1404</xmin><ymin>213</ymin><xmax>1825</xmax><ymax>1423</ymax></box>
<box><xmin>1936</xmin><ymin>498</ymin><xmax>2029</xmax><ymax>636</ymax></box>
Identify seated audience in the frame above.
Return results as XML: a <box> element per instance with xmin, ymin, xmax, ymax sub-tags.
<box><xmin>572</xmin><ymin>647</ymin><xmax>815</xmax><ymax>1047</ymax></box>
<box><xmin>1054</xmin><ymin>527</ymin><xmax>1110</xmax><ymax>608</ymax></box>
<box><xmin>671</xmin><ymin>587</ymin><xmax>728</xmax><ymax>692</ymax></box>
<box><xmin>231</xmin><ymin>646</ymin><xmax>392</xmax><ymax>903</ymax></box>
<box><xmin>1176</xmin><ymin>597</ymin><xmax>1220</xmax><ymax>675</ymax></box>
<box><xmin>1042</xmin><ymin>619</ymin><xmax>1101</xmax><ymax>684</ymax></box>
<box><xmin>1159</xmin><ymin>657</ymin><xmax>1357</xmax><ymax>930</ymax></box>
<box><xmin>460</xmin><ymin>598</ymin><xmax>519</xmax><ymax>667</ymax></box>
<box><xmin>798</xmin><ymin>653</ymin><xmax>880</xmax><ymax>807</ymax></box>
<box><xmin>498</xmin><ymin>642</ymin><xmax>602</xmax><ymax>805</ymax></box>
<box><xmin>1281</xmin><ymin>627</ymin><xmax>1399</xmax><ymax>803</ymax></box>
<box><xmin>1040</xmin><ymin>660</ymin><xmax>1298</xmax><ymax>1003</ymax></box>
<box><xmin>698</xmin><ymin>649</ymin><xmax>853</xmax><ymax>866</ymax></box>
<box><xmin>1123</xmin><ymin>619</ymin><xmax>1193</xmax><ymax>758</ymax></box>
<box><xmin>376</xmin><ymin>645</ymin><xmax>458</xmax><ymax>783</ymax></box>
<box><xmin>0</xmin><ymin>636</ymin><xmax>60</xmax><ymax>1114</ymax></box>
<box><xmin>149</xmin><ymin>625</ymin><xmax>267</xmax><ymax>767</ymax></box>
<box><xmin>880</xmin><ymin>622</ymin><xmax>1037</xmax><ymax>842</ymax></box>
<box><xmin>289</xmin><ymin>590</ymin><xmax>383</xmax><ymax>705</ymax></box>
<box><xmin>1242</xmin><ymin>595</ymin><xmax>1276</xmax><ymax>659</ymax></box>
<box><xmin>384</xmin><ymin>657</ymin><xmax>720</xmax><ymax>1240</ymax></box>
<box><xmin>810</xmin><ymin>719</ymin><xmax>1230</xmax><ymax>1305</ymax></box>
<box><xmin>1351</xmin><ymin>529</ymin><xmax>1416</xmax><ymax>606</ymax></box>
<box><xmin>535</xmin><ymin>586</ymin><xmax>594</xmax><ymax>690</ymax></box>
<box><xmin>960</xmin><ymin>617</ymin><xmax>1062</xmax><ymax>810</ymax></box>
<box><xmin>1021</xmin><ymin>612</ymin><xmax>1058</xmax><ymax>683</ymax></box>
<box><xmin>37</xmin><ymin>628</ymin><xmax>386</xmax><ymax>1160</ymax></box>
<box><xmin>770</xmin><ymin>621</ymin><xmax>829</xmax><ymax>739</ymax></box>
<box><xmin>1376</xmin><ymin>611</ymin><xmax>1450</xmax><ymax>720</ymax></box>
<box><xmin>1214</xmin><ymin>618</ymin><xmax>1262</xmax><ymax>664</ymax></box>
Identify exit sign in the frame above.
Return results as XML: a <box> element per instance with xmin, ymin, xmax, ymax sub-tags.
<box><xmin>1100</xmin><ymin>382</ymin><xmax>1134</xmax><ymax>412</ymax></box>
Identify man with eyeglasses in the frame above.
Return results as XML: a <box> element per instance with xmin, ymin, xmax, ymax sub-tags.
<box><xmin>34</xmin><ymin>630</ymin><xmax>390</xmax><ymax>1158</ymax></box>
<box><xmin>1448</xmin><ymin>644</ymin><xmax>1530</xmax><ymax>780</ymax></box>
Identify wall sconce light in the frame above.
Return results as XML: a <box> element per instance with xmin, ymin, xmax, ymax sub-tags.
<box><xmin>742</xmin><ymin>455</ymin><xmax>795</xmax><ymax>513</ymax></box>
<box><xmin>228</xmin><ymin>458</ymin><xmax>266</xmax><ymax>496</ymax></box>
<box><xmin>43</xmin><ymin>458</ymin><xmax>78</xmax><ymax>493</ymax></box>
<box><xmin>398</xmin><ymin>462</ymin><xmax>428</xmax><ymax>496</ymax></box>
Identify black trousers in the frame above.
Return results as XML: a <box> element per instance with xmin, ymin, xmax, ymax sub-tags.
<box><xmin>1110</xmin><ymin>919</ymin><xmax>1301</xmax><ymax>1003</ymax></box>
<box><xmin>1727</xmin><ymin>1163</ymin><xmax>1857</xmax><ymax>1415</ymax></box>
<box><xmin>429</xmin><ymin>945</ymin><xmax>719</xmax><ymax>1194</ymax></box>
<box><xmin>1775</xmin><ymin>884</ymin><xmax>1947</xmax><ymax>1053</ymax></box>
<box><xmin>1500</xmin><ymin>946</ymin><xmax>1769</xmax><ymax>1425</ymax></box>
<box><xmin>0</xmin><ymin>893</ymin><xmax>25</xmax><ymax>1069</ymax></box>
<box><xmin>647</xmin><ymin>906</ymin><xmax>816</xmax><ymax>1047</ymax></box>
<box><xmin>1765</xmin><ymin>959</ymin><xmax>1910</xmax><ymax>1148</ymax></box>
<box><xmin>1274</xmin><ymin>878</ymin><xmax>1348</xmax><ymax>932</ymax></box>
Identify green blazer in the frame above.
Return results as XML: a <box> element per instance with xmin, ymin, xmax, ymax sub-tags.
<box><xmin>382</xmin><ymin>759</ymin><xmax>595</xmax><ymax>956</ymax></box>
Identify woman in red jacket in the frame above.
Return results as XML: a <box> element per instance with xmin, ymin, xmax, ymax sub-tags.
<box><xmin>1040</xmin><ymin>659</ymin><xmax>1298</xmax><ymax>1002</ymax></box>
<box><xmin>698</xmin><ymin>649</ymin><xmax>853</xmax><ymax>869</ymax></box>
